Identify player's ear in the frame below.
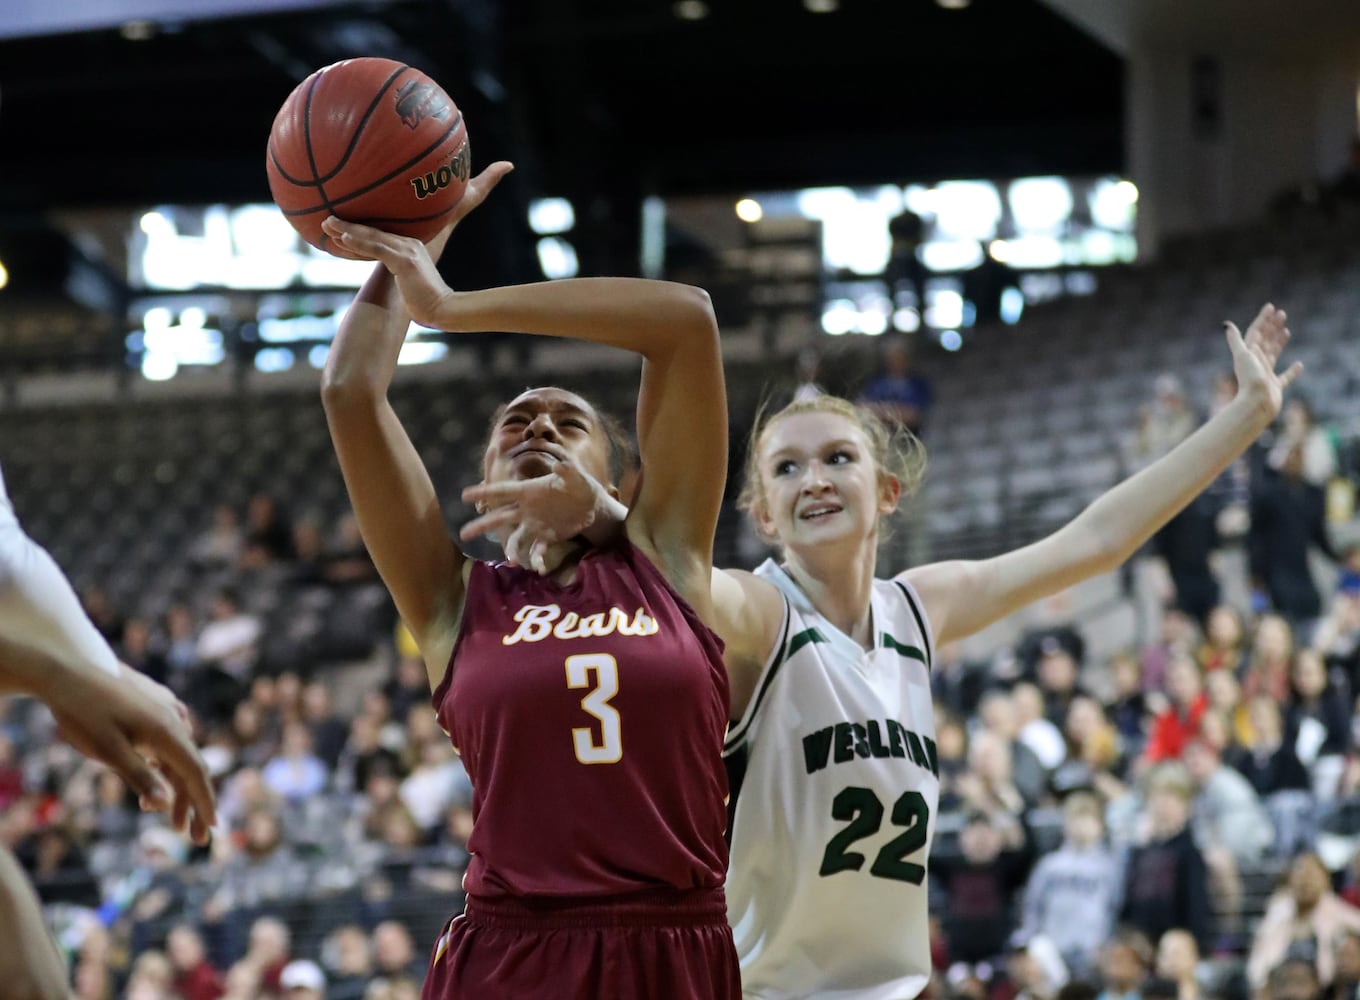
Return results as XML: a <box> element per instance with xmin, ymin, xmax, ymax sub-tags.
<box><xmin>877</xmin><ymin>473</ymin><xmax>902</xmax><ymax>515</ymax></box>
<box><xmin>606</xmin><ymin>484</ymin><xmax>621</xmax><ymax>502</ymax></box>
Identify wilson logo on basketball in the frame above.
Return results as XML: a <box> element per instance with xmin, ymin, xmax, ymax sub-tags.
<box><xmin>394</xmin><ymin>79</ymin><xmax>453</xmax><ymax>129</ymax></box>
<box><xmin>410</xmin><ymin>143</ymin><xmax>471</xmax><ymax>201</ymax></box>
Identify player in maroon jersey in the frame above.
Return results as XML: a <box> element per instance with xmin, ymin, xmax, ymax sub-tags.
<box><xmin>319</xmin><ymin>162</ymin><xmax>739</xmax><ymax>999</ymax></box>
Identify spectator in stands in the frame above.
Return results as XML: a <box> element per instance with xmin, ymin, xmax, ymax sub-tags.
<box><xmin>160</xmin><ymin>602</ymin><xmax>201</xmax><ymax>690</ymax></box>
<box><xmin>1202</xmin><ymin>673</ymin><xmax>1251</xmax><ymax>749</ymax></box>
<box><xmin>1120</xmin><ymin>763</ymin><xmax>1212</xmax><ymax>950</ymax></box>
<box><xmin>1200</xmin><ymin>605</ymin><xmax>1250</xmax><ymax>675</ymax></box>
<box><xmin>1135</xmin><ymin>375</ymin><xmax>1198</xmax><ymax>467</ymax></box>
<box><xmin>371</xmin><ymin>919</ymin><xmax>424</xmax><ymax>982</ymax></box>
<box><xmin>201</xmin><ymin>807</ymin><xmax>308</xmax><ymax>931</ymax></box>
<box><xmin>280</xmin><ymin>958</ymin><xmax>327</xmax><ymax>1000</ymax></box>
<box><xmin>261</xmin><ymin>720</ymin><xmax>330</xmax><ymax>804</ymax></box>
<box><xmin>1250</xmin><ymin>444</ymin><xmax>1341</xmax><ymax>633</ymax></box>
<box><xmin>936</xmin><ymin>712</ymin><xmax>970</xmax><ymax>812</ymax></box>
<box><xmin>167</xmin><ymin>923</ymin><xmax>224</xmax><ymax>1000</ymax></box>
<box><xmin>1036</xmin><ymin>636</ymin><xmax>1092</xmax><ymax>730</ymax></box>
<box><xmin>80</xmin><ymin>584</ymin><xmax>126</xmax><ymax>645</ymax></box>
<box><xmin>126</xmin><ymin>949</ymin><xmax>175</xmax><ymax>999</ymax></box>
<box><xmin>1250</xmin><ymin>853</ymin><xmax>1360</xmax><ymax>993</ymax></box>
<box><xmin>858</xmin><ymin>336</ymin><xmax>933</xmax><ymax>437</ymax></box>
<box><xmin>1014</xmin><ymin>682</ymin><xmax>1067</xmax><ymax>772</ymax></box>
<box><xmin>1066</xmin><ymin>698</ymin><xmax>1130</xmax><ymax>805</ymax></box>
<box><xmin>1021</xmin><ymin>792</ymin><xmax>1122</xmax><ymax>976</ymax></box>
<box><xmin>1245</xmin><ymin>615</ymin><xmax>1298</xmax><ymax>705</ymax></box>
<box><xmin>228</xmin><ymin>701</ymin><xmax>275</xmax><ymax>771</ymax></box>
<box><xmin>1004</xmin><ymin>930</ymin><xmax>1070</xmax><ymax>1000</ymax></box>
<box><xmin>1095</xmin><ymin>929</ymin><xmax>1153</xmax><ymax>1000</ymax></box>
<box><xmin>191</xmin><ymin>504</ymin><xmax>244</xmax><ymax>571</ymax></box>
<box><xmin>1105</xmin><ymin>652</ymin><xmax>1150</xmax><ymax>750</ymax></box>
<box><xmin>194</xmin><ymin>588</ymin><xmax>262</xmax><ymax>718</ymax></box>
<box><xmin>977</xmin><ymin>689</ymin><xmax>1051</xmax><ymax>807</ymax></box>
<box><xmin>962</xmin><ymin>727</ymin><xmax>1041</xmax><ymax>814</ymax></box>
<box><xmin>300</xmin><ymin>679</ymin><xmax>347</xmax><ymax>769</ymax></box>
<box><xmin>335</xmin><ymin>714</ymin><xmax>403</xmax><ymax>798</ymax></box>
<box><xmin>397</xmin><ymin>733</ymin><xmax>470</xmax><ymax>834</ymax></box>
<box><xmin>119</xmin><ymin>617</ymin><xmax>169</xmax><ymax>687</ymax></box>
<box><xmin>119</xmin><ymin>826</ymin><xmax>193</xmax><ymax>952</ymax></box>
<box><xmin>241</xmin><ymin>493</ymin><xmax>295</xmax><ymax>567</ymax></box>
<box><xmin>18</xmin><ymin>820</ymin><xmax>100</xmax><ymax>907</ymax></box>
<box><xmin>220</xmin><ymin>959</ymin><xmax>262</xmax><ymax>1000</ymax></box>
<box><xmin>1290</xmin><ymin>648</ymin><xmax>1352</xmax><ymax>760</ymax></box>
<box><xmin>1152</xmin><ymin>498</ymin><xmax>1222</xmax><ymax>628</ymax></box>
<box><xmin>1268</xmin><ymin>398</ymin><xmax>1338</xmax><ymax>489</ymax></box>
<box><xmin>1231</xmin><ymin>696</ymin><xmax>1315</xmax><ymax>855</ymax></box>
<box><xmin>384</xmin><ymin>652</ymin><xmax>431</xmax><ymax>727</ymax></box>
<box><xmin>321</xmin><ymin>924</ymin><xmax>373</xmax><ymax>1000</ymax></box>
<box><xmin>1269</xmin><ymin>957</ymin><xmax>1325</xmax><ymax>1000</ymax></box>
<box><xmin>1146</xmin><ymin>655</ymin><xmax>1209</xmax><ymax>764</ymax></box>
<box><xmin>1155</xmin><ymin>930</ymin><xmax>1204</xmax><ymax>1000</ymax></box>
<box><xmin>320</xmin><ymin>513</ymin><xmax>378</xmax><ymax>587</ymax></box>
<box><xmin>934</xmin><ymin>809</ymin><xmax>1034</xmax><ymax>964</ymax></box>
<box><xmin>1313</xmin><ymin>570</ymin><xmax>1360</xmax><ymax>693</ymax></box>
<box><xmin>934</xmin><ymin>642</ymin><xmax>990</xmax><ymax>720</ymax></box>
<box><xmin>241</xmin><ymin>914</ymin><xmax>293</xmax><ymax>995</ymax></box>
<box><xmin>1143</xmin><ymin>610</ymin><xmax>1201</xmax><ymax>699</ymax></box>
<box><xmin>1329</xmin><ymin>932</ymin><xmax>1360</xmax><ymax>1000</ymax></box>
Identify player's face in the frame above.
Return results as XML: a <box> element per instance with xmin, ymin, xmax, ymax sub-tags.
<box><xmin>483</xmin><ymin>387</ymin><xmax>612</xmax><ymax>485</ymax></box>
<box><xmin>757</xmin><ymin>411</ymin><xmax>898</xmax><ymax>551</ymax></box>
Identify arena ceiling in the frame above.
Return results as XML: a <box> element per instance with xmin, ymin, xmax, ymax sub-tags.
<box><xmin>0</xmin><ymin>0</ymin><xmax>1122</xmax><ymax>334</ymax></box>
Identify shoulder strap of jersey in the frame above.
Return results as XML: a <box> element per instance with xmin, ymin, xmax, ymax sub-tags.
<box><xmin>888</xmin><ymin>576</ymin><xmax>935</xmax><ymax>672</ymax></box>
<box><xmin>722</xmin><ymin>595</ymin><xmax>791</xmax><ymax>756</ymax></box>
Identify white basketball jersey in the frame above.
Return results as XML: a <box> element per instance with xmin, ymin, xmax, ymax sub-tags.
<box><xmin>724</xmin><ymin>559</ymin><xmax>939</xmax><ymax>1000</ymax></box>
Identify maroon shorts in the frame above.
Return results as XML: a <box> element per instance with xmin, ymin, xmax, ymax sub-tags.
<box><xmin>420</xmin><ymin>887</ymin><xmax>741</xmax><ymax>1000</ymax></box>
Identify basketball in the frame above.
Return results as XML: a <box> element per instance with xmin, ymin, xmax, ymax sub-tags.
<box><xmin>266</xmin><ymin>57</ymin><xmax>471</xmax><ymax>252</ymax></box>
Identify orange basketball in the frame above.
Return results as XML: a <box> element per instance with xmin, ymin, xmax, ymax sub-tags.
<box><xmin>266</xmin><ymin>57</ymin><xmax>471</xmax><ymax>253</ymax></box>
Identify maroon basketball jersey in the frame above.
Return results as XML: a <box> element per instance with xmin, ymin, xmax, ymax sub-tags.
<box><xmin>432</xmin><ymin>540</ymin><xmax>730</xmax><ymax>900</ymax></box>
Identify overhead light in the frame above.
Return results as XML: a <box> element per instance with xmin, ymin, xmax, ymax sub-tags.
<box><xmin>120</xmin><ymin>20</ymin><xmax>157</xmax><ymax>41</ymax></box>
<box><xmin>528</xmin><ymin>198</ymin><xmax>575</xmax><ymax>235</ymax></box>
<box><xmin>936</xmin><ymin>0</ymin><xmax>971</xmax><ymax>8</ymax></box>
<box><xmin>673</xmin><ymin>0</ymin><xmax>709</xmax><ymax>20</ymax></box>
<box><xmin>735</xmin><ymin>198</ymin><xmax>764</xmax><ymax>223</ymax></box>
<box><xmin>804</xmin><ymin>0</ymin><xmax>839</xmax><ymax>11</ymax></box>
<box><xmin>0</xmin><ymin>260</ymin><xmax>8</xmax><ymax>291</ymax></box>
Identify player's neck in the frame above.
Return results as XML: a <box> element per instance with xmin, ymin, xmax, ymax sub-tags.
<box><xmin>781</xmin><ymin>543</ymin><xmax>877</xmax><ymax>650</ymax></box>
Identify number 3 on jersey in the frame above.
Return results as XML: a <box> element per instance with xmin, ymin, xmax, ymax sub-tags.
<box><xmin>565</xmin><ymin>653</ymin><xmax>622</xmax><ymax>764</ymax></box>
<box><xmin>820</xmin><ymin>787</ymin><xmax>929</xmax><ymax>884</ymax></box>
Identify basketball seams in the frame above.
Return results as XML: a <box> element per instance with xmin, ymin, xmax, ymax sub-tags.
<box><xmin>311</xmin><ymin>63</ymin><xmax>412</xmax><ymax>184</ymax></box>
<box><xmin>301</xmin><ymin>73</ymin><xmax>338</xmax><ymax>219</ymax></box>
<box><xmin>277</xmin><ymin>118</ymin><xmax>465</xmax><ymax>217</ymax></box>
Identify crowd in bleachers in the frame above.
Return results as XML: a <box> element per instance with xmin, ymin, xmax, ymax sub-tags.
<box><xmin>2</xmin><ymin>203</ymin><xmax>1360</xmax><ymax>1000</ymax></box>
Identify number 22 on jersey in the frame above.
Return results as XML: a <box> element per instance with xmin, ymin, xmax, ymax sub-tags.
<box><xmin>565</xmin><ymin>653</ymin><xmax>622</xmax><ymax>764</ymax></box>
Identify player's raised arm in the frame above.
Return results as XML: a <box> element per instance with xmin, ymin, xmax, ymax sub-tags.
<box><xmin>320</xmin><ymin>162</ymin><xmax>512</xmax><ymax>680</ymax></box>
<box><xmin>322</xmin><ymin>217</ymin><xmax>728</xmax><ymax>591</ymax></box>
<box><xmin>904</xmin><ymin>304</ymin><xmax>1302</xmax><ymax>646</ymax></box>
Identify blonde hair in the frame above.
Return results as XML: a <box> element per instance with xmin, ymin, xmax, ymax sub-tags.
<box><xmin>737</xmin><ymin>393</ymin><xmax>927</xmax><ymax>545</ymax></box>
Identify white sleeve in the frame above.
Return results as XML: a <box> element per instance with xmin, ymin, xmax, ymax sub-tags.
<box><xmin>0</xmin><ymin>521</ymin><xmax>121</xmax><ymax>677</ymax></box>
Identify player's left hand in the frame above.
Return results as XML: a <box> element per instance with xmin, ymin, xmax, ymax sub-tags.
<box><xmin>321</xmin><ymin>161</ymin><xmax>513</xmax><ymax>325</ymax></box>
<box><xmin>1226</xmin><ymin>303</ymin><xmax>1303</xmax><ymax>421</ymax></box>
<box><xmin>461</xmin><ymin>462</ymin><xmax>603</xmax><ymax>575</ymax></box>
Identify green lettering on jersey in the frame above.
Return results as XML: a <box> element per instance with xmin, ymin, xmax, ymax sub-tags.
<box><xmin>866</xmin><ymin>720</ymin><xmax>891</xmax><ymax>758</ymax></box>
<box><xmin>851</xmin><ymin>722</ymin><xmax>870</xmax><ymax>759</ymax></box>
<box><xmin>904</xmin><ymin>730</ymin><xmax>929</xmax><ymax>769</ymax></box>
<box><xmin>833</xmin><ymin>722</ymin><xmax>854</xmax><ymax>764</ymax></box>
<box><xmin>923</xmin><ymin>735</ymin><xmax>939</xmax><ymax>777</ymax></box>
<box><xmin>887</xmin><ymin>720</ymin><xmax>907</xmax><ymax>758</ymax></box>
<box><xmin>802</xmin><ymin>727</ymin><xmax>835</xmax><ymax>774</ymax></box>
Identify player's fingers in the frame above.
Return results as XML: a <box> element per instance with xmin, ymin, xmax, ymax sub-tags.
<box><xmin>1280</xmin><ymin>361</ymin><xmax>1305</xmax><ymax>389</ymax></box>
<box><xmin>149</xmin><ymin>736</ymin><xmax>218</xmax><ymax>835</ymax></box>
<box><xmin>461</xmin><ymin>161</ymin><xmax>515</xmax><ymax>212</ymax></box>
<box><xmin>529</xmin><ymin>538</ymin><xmax>553</xmax><ymax>576</ymax></box>
<box><xmin>461</xmin><ymin>480</ymin><xmax>534</xmax><ymax>507</ymax></box>
<box><xmin>459</xmin><ymin>505</ymin><xmax>520</xmax><ymax>542</ymax></box>
<box><xmin>101</xmin><ymin>737</ymin><xmax>171</xmax><ymax>812</ymax></box>
<box><xmin>504</xmin><ymin>521</ymin><xmax>532</xmax><ymax>567</ymax></box>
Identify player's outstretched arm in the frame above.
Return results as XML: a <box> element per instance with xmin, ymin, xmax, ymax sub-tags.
<box><xmin>320</xmin><ymin>162</ymin><xmax>512</xmax><ymax>685</ymax></box>
<box><xmin>0</xmin><ymin>525</ymin><xmax>215</xmax><ymax>841</ymax></box>
<box><xmin>904</xmin><ymin>303</ymin><xmax>1302</xmax><ymax>646</ymax></box>
<box><xmin>0</xmin><ymin>844</ymin><xmax>71</xmax><ymax>1000</ymax></box>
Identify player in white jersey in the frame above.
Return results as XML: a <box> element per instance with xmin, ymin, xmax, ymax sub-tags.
<box><xmin>0</xmin><ymin>462</ymin><xmax>216</xmax><ymax>998</ymax></box>
<box><xmin>463</xmin><ymin>303</ymin><xmax>1301</xmax><ymax>998</ymax></box>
